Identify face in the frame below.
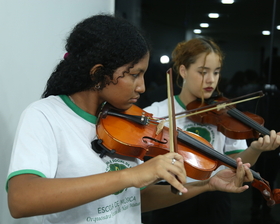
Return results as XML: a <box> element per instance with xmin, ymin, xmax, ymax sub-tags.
<box><xmin>99</xmin><ymin>53</ymin><xmax>149</xmax><ymax>110</ymax></box>
<box><xmin>179</xmin><ymin>52</ymin><xmax>221</xmax><ymax>104</ymax></box>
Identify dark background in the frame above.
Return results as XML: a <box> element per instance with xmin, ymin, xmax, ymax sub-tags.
<box><xmin>115</xmin><ymin>0</ymin><xmax>280</xmax><ymax>133</ymax></box>
<box><xmin>115</xmin><ymin>1</ymin><xmax>280</xmax><ymax>223</ymax></box>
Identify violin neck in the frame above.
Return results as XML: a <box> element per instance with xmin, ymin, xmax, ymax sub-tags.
<box><xmin>177</xmin><ymin>129</ymin><xmax>262</xmax><ymax>181</ymax></box>
<box><xmin>227</xmin><ymin>108</ymin><xmax>270</xmax><ymax>136</ymax></box>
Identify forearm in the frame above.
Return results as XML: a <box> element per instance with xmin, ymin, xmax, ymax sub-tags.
<box><xmin>8</xmin><ymin>171</ymin><xmax>131</xmax><ymax>218</ymax></box>
<box><xmin>230</xmin><ymin>146</ymin><xmax>262</xmax><ymax>166</ymax></box>
<box><xmin>8</xmin><ymin>153</ymin><xmax>188</xmax><ymax>218</ymax></box>
<box><xmin>141</xmin><ymin>157</ymin><xmax>253</xmax><ymax>213</ymax></box>
<box><xmin>141</xmin><ymin>180</ymin><xmax>210</xmax><ymax>212</ymax></box>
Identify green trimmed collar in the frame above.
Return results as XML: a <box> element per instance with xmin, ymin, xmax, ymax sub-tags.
<box><xmin>175</xmin><ymin>95</ymin><xmax>186</xmax><ymax>109</ymax></box>
<box><xmin>59</xmin><ymin>95</ymin><xmax>97</xmax><ymax>124</ymax></box>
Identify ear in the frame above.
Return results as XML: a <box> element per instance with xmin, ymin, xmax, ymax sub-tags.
<box><xmin>179</xmin><ymin>64</ymin><xmax>187</xmax><ymax>79</ymax></box>
<box><xmin>90</xmin><ymin>64</ymin><xmax>103</xmax><ymax>75</ymax></box>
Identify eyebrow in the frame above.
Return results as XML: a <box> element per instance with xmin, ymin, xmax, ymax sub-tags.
<box><xmin>132</xmin><ymin>68</ymin><xmax>146</xmax><ymax>73</ymax></box>
<box><xmin>198</xmin><ymin>66</ymin><xmax>221</xmax><ymax>70</ymax></box>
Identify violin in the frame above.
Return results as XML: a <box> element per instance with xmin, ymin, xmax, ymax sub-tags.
<box><xmin>186</xmin><ymin>92</ymin><xmax>270</xmax><ymax>139</ymax></box>
<box><xmin>93</xmin><ymin>102</ymin><xmax>280</xmax><ymax>206</ymax></box>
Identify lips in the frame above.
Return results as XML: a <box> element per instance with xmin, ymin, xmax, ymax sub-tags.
<box><xmin>204</xmin><ymin>87</ymin><xmax>213</xmax><ymax>92</ymax></box>
<box><xmin>132</xmin><ymin>95</ymin><xmax>140</xmax><ymax>100</ymax></box>
<box><xmin>130</xmin><ymin>96</ymin><xmax>140</xmax><ymax>103</ymax></box>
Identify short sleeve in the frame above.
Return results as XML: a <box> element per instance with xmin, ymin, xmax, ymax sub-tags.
<box><xmin>7</xmin><ymin>106</ymin><xmax>58</xmax><ymax>186</ymax></box>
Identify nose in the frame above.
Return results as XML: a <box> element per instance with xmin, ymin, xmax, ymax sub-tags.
<box><xmin>206</xmin><ymin>73</ymin><xmax>215</xmax><ymax>83</ymax></box>
<box><xmin>135</xmin><ymin>76</ymin><xmax>146</xmax><ymax>94</ymax></box>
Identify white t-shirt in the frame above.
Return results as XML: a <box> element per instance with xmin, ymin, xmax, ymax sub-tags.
<box><xmin>7</xmin><ymin>95</ymin><xmax>142</xmax><ymax>224</ymax></box>
<box><xmin>144</xmin><ymin>95</ymin><xmax>248</xmax><ymax>182</ymax></box>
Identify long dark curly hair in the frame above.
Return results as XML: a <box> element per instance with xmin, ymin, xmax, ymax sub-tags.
<box><xmin>42</xmin><ymin>14</ymin><xmax>150</xmax><ymax>98</ymax></box>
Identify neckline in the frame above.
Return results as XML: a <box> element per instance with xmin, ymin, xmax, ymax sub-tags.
<box><xmin>59</xmin><ymin>95</ymin><xmax>97</xmax><ymax>124</ymax></box>
<box><xmin>175</xmin><ymin>95</ymin><xmax>186</xmax><ymax>110</ymax></box>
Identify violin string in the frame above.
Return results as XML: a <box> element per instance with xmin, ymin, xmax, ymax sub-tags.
<box><xmin>228</xmin><ymin>108</ymin><xmax>270</xmax><ymax>136</ymax></box>
<box><xmin>178</xmin><ymin>130</ymin><xmax>263</xmax><ymax>180</ymax></box>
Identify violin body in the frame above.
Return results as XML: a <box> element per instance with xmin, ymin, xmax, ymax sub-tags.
<box><xmin>97</xmin><ymin>103</ymin><xmax>218</xmax><ymax>180</ymax></box>
<box><xmin>186</xmin><ymin>96</ymin><xmax>267</xmax><ymax>139</ymax></box>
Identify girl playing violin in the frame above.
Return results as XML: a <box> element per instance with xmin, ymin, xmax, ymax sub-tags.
<box><xmin>6</xmin><ymin>16</ymin><xmax>253</xmax><ymax>224</ymax></box>
<box><xmin>143</xmin><ymin>37</ymin><xmax>280</xmax><ymax>224</ymax></box>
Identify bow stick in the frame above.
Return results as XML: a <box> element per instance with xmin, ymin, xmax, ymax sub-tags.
<box><xmin>166</xmin><ymin>68</ymin><xmax>182</xmax><ymax>195</ymax></box>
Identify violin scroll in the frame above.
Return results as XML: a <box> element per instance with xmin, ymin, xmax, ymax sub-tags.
<box><xmin>251</xmin><ymin>178</ymin><xmax>280</xmax><ymax>207</ymax></box>
<box><xmin>272</xmin><ymin>188</ymin><xmax>280</xmax><ymax>205</ymax></box>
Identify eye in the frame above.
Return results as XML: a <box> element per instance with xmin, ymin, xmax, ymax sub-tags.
<box><xmin>131</xmin><ymin>73</ymin><xmax>140</xmax><ymax>78</ymax></box>
<box><xmin>198</xmin><ymin>70</ymin><xmax>207</xmax><ymax>76</ymax></box>
<box><xmin>214</xmin><ymin>71</ymin><xmax>220</xmax><ymax>76</ymax></box>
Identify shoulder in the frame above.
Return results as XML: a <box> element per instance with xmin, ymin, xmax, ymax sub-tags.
<box><xmin>143</xmin><ymin>98</ymin><xmax>169</xmax><ymax>117</ymax></box>
<box><xmin>23</xmin><ymin>96</ymin><xmax>66</xmax><ymax>115</ymax></box>
<box><xmin>19</xmin><ymin>96</ymin><xmax>70</xmax><ymax>126</ymax></box>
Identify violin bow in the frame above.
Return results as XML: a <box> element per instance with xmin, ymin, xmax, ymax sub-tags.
<box><xmin>160</xmin><ymin>91</ymin><xmax>264</xmax><ymax>120</ymax></box>
<box><xmin>166</xmin><ymin>68</ymin><xmax>182</xmax><ymax>195</ymax></box>
<box><xmin>167</xmin><ymin>68</ymin><xmax>178</xmax><ymax>153</ymax></box>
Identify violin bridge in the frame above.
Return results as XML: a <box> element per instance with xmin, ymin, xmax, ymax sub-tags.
<box><xmin>156</xmin><ymin>119</ymin><xmax>166</xmax><ymax>135</ymax></box>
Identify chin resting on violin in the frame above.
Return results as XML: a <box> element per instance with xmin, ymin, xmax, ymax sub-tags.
<box><xmin>6</xmin><ymin>15</ymin><xmax>254</xmax><ymax>224</ymax></box>
<box><xmin>143</xmin><ymin>37</ymin><xmax>280</xmax><ymax>224</ymax></box>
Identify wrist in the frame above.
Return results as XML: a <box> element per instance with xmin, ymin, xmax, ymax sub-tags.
<box><xmin>118</xmin><ymin>168</ymin><xmax>135</xmax><ymax>188</ymax></box>
<box><xmin>248</xmin><ymin>145</ymin><xmax>263</xmax><ymax>154</ymax></box>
